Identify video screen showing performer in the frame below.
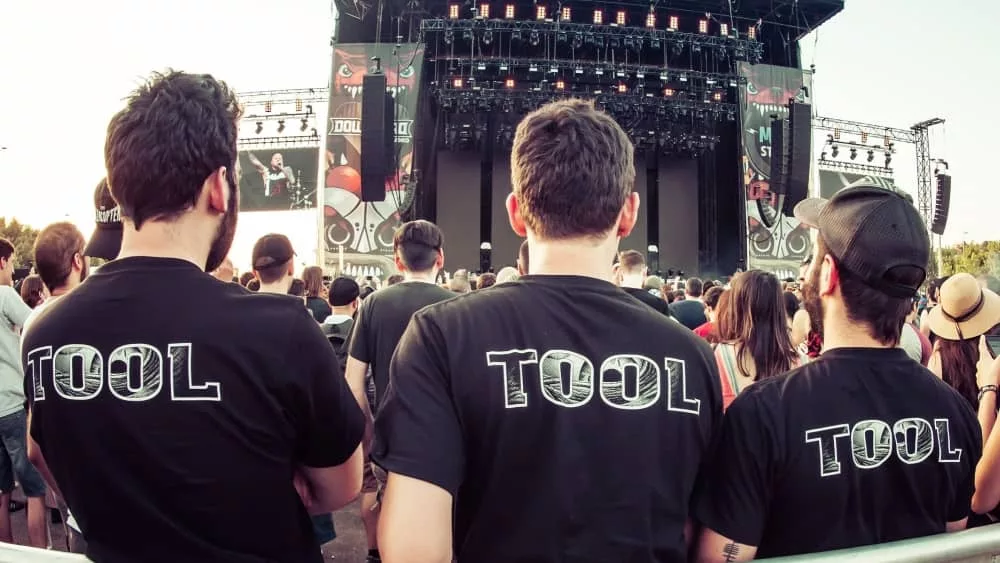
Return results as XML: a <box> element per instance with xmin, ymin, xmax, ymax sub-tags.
<box><xmin>237</xmin><ymin>148</ymin><xmax>319</xmax><ymax>212</ymax></box>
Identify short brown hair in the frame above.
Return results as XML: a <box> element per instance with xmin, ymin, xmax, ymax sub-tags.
<box><xmin>33</xmin><ymin>222</ymin><xmax>85</xmax><ymax>292</ymax></box>
<box><xmin>302</xmin><ymin>266</ymin><xmax>324</xmax><ymax>298</ymax></box>
<box><xmin>511</xmin><ymin>99</ymin><xmax>634</xmax><ymax>240</ymax></box>
<box><xmin>685</xmin><ymin>277</ymin><xmax>704</xmax><ymax>297</ymax></box>
<box><xmin>618</xmin><ymin>250</ymin><xmax>645</xmax><ymax>274</ymax></box>
<box><xmin>394</xmin><ymin>220</ymin><xmax>444</xmax><ymax>272</ymax></box>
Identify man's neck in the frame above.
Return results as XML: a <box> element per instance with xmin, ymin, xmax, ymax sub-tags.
<box><xmin>404</xmin><ymin>271</ymin><xmax>437</xmax><ymax>283</ymax></box>
<box><xmin>259</xmin><ymin>278</ymin><xmax>293</xmax><ymax>295</ymax></box>
<box><xmin>50</xmin><ymin>280</ymin><xmax>80</xmax><ymax>298</ymax></box>
<box><xmin>331</xmin><ymin>306</ymin><xmax>354</xmax><ymax>317</ymax></box>
<box><xmin>525</xmin><ymin>234</ymin><xmax>617</xmax><ymax>282</ymax></box>
<box><xmin>117</xmin><ymin>219</ymin><xmax>209</xmax><ymax>271</ymax></box>
<box><xmin>685</xmin><ymin>294</ymin><xmax>701</xmax><ymax>301</ymax></box>
<box><xmin>620</xmin><ymin>275</ymin><xmax>645</xmax><ymax>289</ymax></box>
<box><xmin>822</xmin><ymin>306</ymin><xmax>892</xmax><ymax>351</ymax></box>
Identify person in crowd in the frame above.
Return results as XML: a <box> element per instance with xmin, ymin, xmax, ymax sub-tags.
<box><xmin>385</xmin><ymin>274</ymin><xmax>404</xmax><ymax>286</ymax></box>
<box><xmin>617</xmin><ymin>250</ymin><xmax>671</xmax><ymax>317</ymax></box>
<box><xmin>902</xmin><ymin>297</ymin><xmax>933</xmax><ymax>365</ymax></box>
<box><xmin>712</xmin><ymin>270</ymin><xmax>799</xmax><ymax>410</ymax></box>
<box><xmin>517</xmin><ymin>239</ymin><xmax>529</xmax><ymax>276</ymax></box>
<box><xmin>289</xmin><ymin>279</ymin><xmax>306</xmax><ymax>298</ymax></box>
<box><xmin>303</xmin><ymin>266</ymin><xmax>332</xmax><ymax>322</ymax></box>
<box><xmin>21</xmin><ymin>70</ymin><xmax>364</xmax><ymax>562</ymax></box>
<box><xmin>925</xmin><ymin>273</ymin><xmax>1000</xmax><ymax>409</ymax></box>
<box><xmin>496</xmin><ymin>266</ymin><xmax>520</xmax><ymax>283</ymax></box>
<box><xmin>374</xmin><ymin>99</ymin><xmax>721</xmax><ymax>563</ymax></box>
<box><xmin>669</xmin><ymin>280</ymin><xmax>706</xmax><ymax>330</ymax></box>
<box><xmin>0</xmin><ymin>237</ymin><xmax>47</xmax><ymax>548</ymax></box>
<box><xmin>703</xmin><ymin>280</ymin><xmax>717</xmax><ymax>292</ymax></box>
<box><xmin>238</xmin><ymin>271</ymin><xmax>255</xmax><ymax>287</ymax></box>
<box><xmin>83</xmin><ymin>178</ymin><xmax>123</xmax><ymax>262</ymax></box>
<box><xmin>695</xmin><ymin>185</ymin><xmax>981</xmax><ymax>560</ymax></box>
<box><xmin>782</xmin><ymin>291</ymin><xmax>799</xmax><ymax>332</ymax></box>
<box><xmin>921</xmin><ymin>277</ymin><xmax>949</xmax><ymax>340</ymax></box>
<box><xmin>23</xmin><ymin>222</ymin><xmax>91</xmax><ymax>552</ymax></box>
<box><xmin>252</xmin><ymin>234</ymin><xmax>297</xmax><ymax>295</ymax></box>
<box><xmin>211</xmin><ymin>257</ymin><xmax>234</xmax><ymax>283</ymax></box>
<box><xmin>706</xmin><ymin>289</ymin><xmax>733</xmax><ymax>345</ymax></box>
<box><xmin>246</xmin><ymin>278</ymin><xmax>260</xmax><ymax>292</ymax></box>
<box><xmin>972</xmin><ymin>348</ymin><xmax>1000</xmax><ymax>516</ymax></box>
<box><xmin>346</xmin><ymin>220</ymin><xmax>454</xmax><ymax>563</ymax></box>
<box><xmin>643</xmin><ymin>274</ymin><xmax>663</xmax><ymax>297</ymax></box>
<box><xmin>19</xmin><ymin>275</ymin><xmax>47</xmax><ymax>309</ymax></box>
<box><xmin>449</xmin><ymin>276</ymin><xmax>471</xmax><ymax>294</ymax></box>
<box><xmin>477</xmin><ymin>272</ymin><xmax>497</xmax><ymax>290</ymax></box>
<box><xmin>322</xmin><ymin>277</ymin><xmax>360</xmax><ymax>369</ymax></box>
<box><xmin>693</xmin><ymin>286</ymin><xmax>726</xmax><ymax>339</ymax></box>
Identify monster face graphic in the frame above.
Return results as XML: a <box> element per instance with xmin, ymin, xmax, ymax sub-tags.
<box><xmin>324</xmin><ymin>44</ymin><xmax>424</xmax><ymax>277</ymax></box>
<box><xmin>740</xmin><ymin>62</ymin><xmax>809</xmax><ymax>178</ymax></box>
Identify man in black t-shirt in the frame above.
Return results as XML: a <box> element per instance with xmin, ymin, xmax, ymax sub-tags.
<box><xmin>694</xmin><ymin>185</ymin><xmax>981</xmax><ymax>561</ymax></box>
<box><xmin>617</xmin><ymin>249</ymin><xmax>672</xmax><ymax>317</ymax></box>
<box><xmin>346</xmin><ymin>219</ymin><xmax>454</xmax><ymax>563</ymax></box>
<box><xmin>21</xmin><ymin>71</ymin><xmax>365</xmax><ymax>563</ymax></box>
<box><xmin>669</xmin><ymin>278</ymin><xmax>708</xmax><ymax>330</ymax></box>
<box><xmin>373</xmin><ymin>99</ymin><xmax>721</xmax><ymax>563</ymax></box>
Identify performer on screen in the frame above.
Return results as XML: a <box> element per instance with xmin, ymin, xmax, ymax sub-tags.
<box><xmin>247</xmin><ymin>152</ymin><xmax>296</xmax><ymax>199</ymax></box>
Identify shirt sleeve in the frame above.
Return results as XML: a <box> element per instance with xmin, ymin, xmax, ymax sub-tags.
<box><xmin>371</xmin><ymin>309</ymin><xmax>464</xmax><ymax>495</ymax></box>
<box><xmin>348</xmin><ymin>297</ymin><xmax>373</xmax><ymax>364</ymax></box>
<box><xmin>1</xmin><ymin>286</ymin><xmax>30</xmax><ymax>328</ymax></box>
<box><xmin>694</xmin><ymin>389</ymin><xmax>774</xmax><ymax>546</ymax></box>
<box><xmin>285</xmin><ymin>309</ymin><xmax>366</xmax><ymax>468</ymax></box>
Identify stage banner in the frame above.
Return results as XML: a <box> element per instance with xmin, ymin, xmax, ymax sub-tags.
<box><xmin>323</xmin><ymin>43</ymin><xmax>423</xmax><ymax>278</ymax></box>
<box><xmin>238</xmin><ymin>148</ymin><xmax>319</xmax><ymax>212</ymax></box>
<box><xmin>738</xmin><ymin>62</ymin><xmax>813</xmax><ymax>280</ymax></box>
<box><xmin>818</xmin><ymin>168</ymin><xmax>896</xmax><ymax>199</ymax></box>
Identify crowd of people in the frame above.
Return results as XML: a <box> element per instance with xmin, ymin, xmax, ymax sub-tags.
<box><xmin>0</xmin><ymin>69</ymin><xmax>997</xmax><ymax>563</ymax></box>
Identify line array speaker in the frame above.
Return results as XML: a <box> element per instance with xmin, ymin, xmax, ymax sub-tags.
<box><xmin>361</xmin><ymin>73</ymin><xmax>388</xmax><ymax>202</ymax></box>
<box><xmin>931</xmin><ymin>174</ymin><xmax>951</xmax><ymax>236</ymax></box>
<box><xmin>782</xmin><ymin>102</ymin><xmax>812</xmax><ymax>215</ymax></box>
<box><xmin>769</xmin><ymin>118</ymin><xmax>787</xmax><ymax>195</ymax></box>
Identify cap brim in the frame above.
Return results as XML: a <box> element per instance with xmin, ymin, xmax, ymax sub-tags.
<box><xmin>83</xmin><ymin>226</ymin><xmax>123</xmax><ymax>261</ymax></box>
<box><xmin>793</xmin><ymin>198</ymin><xmax>828</xmax><ymax>229</ymax></box>
<box><xmin>927</xmin><ymin>289</ymin><xmax>1000</xmax><ymax>341</ymax></box>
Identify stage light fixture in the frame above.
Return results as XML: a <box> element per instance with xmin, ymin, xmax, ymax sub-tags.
<box><xmin>561</xmin><ymin>6</ymin><xmax>571</xmax><ymax>20</ymax></box>
<box><xmin>536</xmin><ymin>5</ymin><xmax>547</xmax><ymax>19</ymax></box>
<box><xmin>833</xmin><ymin>128</ymin><xmax>841</xmax><ymax>140</ymax></box>
<box><xmin>479</xmin><ymin>3</ymin><xmax>489</xmax><ymax>17</ymax></box>
<box><xmin>720</xmin><ymin>23</ymin><xmax>728</xmax><ymax>36</ymax></box>
<box><xmin>646</xmin><ymin>12</ymin><xmax>655</xmax><ymax>28</ymax></box>
<box><xmin>668</xmin><ymin>15</ymin><xmax>679</xmax><ymax>30</ymax></box>
<box><xmin>867</xmin><ymin>150</ymin><xmax>875</xmax><ymax>163</ymax></box>
<box><xmin>593</xmin><ymin>9</ymin><xmax>603</xmax><ymax>24</ymax></box>
<box><xmin>505</xmin><ymin>78</ymin><xmax>515</xmax><ymax>88</ymax></box>
<box><xmin>849</xmin><ymin>148</ymin><xmax>858</xmax><ymax>160</ymax></box>
<box><xmin>530</xmin><ymin>30</ymin><xmax>540</xmax><ymax>45</ymax></box>
<box><xmin>504</xmin><ymin>4</ymin><xmax>514</xmax><ymax>18</ymax></box>
<box><xmin>831</xmin><ymin>145</ymin><xmax>839</xmax><ymax>158</ymax></box>
<box><xmin>884</xmin><ymin>136</ymin><xmax>891</xmax><ymax>147</ymax></box>
<box><xmin>277</xmin><ymin>120</ymin><xmax>286</xmax><ymax>133</ymax></box>
<box><xmin>311</xmin><ymin>128</ymin><xmax>319</xmax><ymax>138</ymax></box>
<box><xmin>885</xmin><ymin>154</ymin><xmax>892</xmax><ymax>167</ymax></box>
<box><xmin>617</xmin><ymin>83</ymin><xmax>626</xmax><ymax>93</ymax></box>
<box><xmin>826</xmin><ymin>133</ymin><xmax>834</xmax><ymax>144</ymax></box>
<box><xmin>861</xmin><ymin>131</ymin><xmax>869</xmax><ymax>144</ymax></box>
<box><xmin>747</xmin><ymin>25</ymin><xmax>756</xmax><ymax>40</ymax></box>
<box><xmin>449</xmin><ymin>3</ymin><xmax>460</xmax><ymax>19</ymax></box>
<box><xmin>477</xmin><ymin>62</ymin><xmax>486</xmax><ymax>70</ymax></box>
<box><xmin>616</xmin><ymin>10</ymin><xmax>626</xmax><ymax>25</ymax></box>
<box><xmin>453</xmin><ymin>77</ymin><xmax>464</xmax><ymax>88</ymax></box>
<box><xmin>712</xmin><ymin>91</ymin><xmax>723</xmax><ymax>102</ymax></box>
<box><xmin>698</xmin><ymin>19</ymin><xmax>708</xmax><ymax>34</ymax></box>
<box><xmin>295</xmin><ymin>98</ymin><xmax>303</xmax><ymax>112</ymax></box>
<box><xmin>679</xmin><ymin>73</ymin><xmax>688</xmax><ymax>82</ymax></box>
<box><xmin>264</xmin><ymin>100</ymin><xmax>273</xmax><ymax>113</ymax></box>
<box><xmin>305</xmin><ymin>104</ymin><xmax>313</xmax><ymax>114</ymax></box>
<box><xmin>820</xmin><ymin>151</ymin><xmax>827</xmax><ymax>160</ymax></box>
<box><xmin>556</xmin><ymin>79</ymin><xmax>566</xmax><ymax>90</ymax></box>
<box><xmin>255</xmin><ymin>121</ymin><xmax>263</xmax><ymax>134</ymax></box>
<box><xmin>300</xmin><ymin>118</ymin><xmax>309</xmax><ymax>132</ymax></box>
<box><xmin>483</xmin><ymin>30</ymin><xmax>494</xmax><ymax>43</ymax></box>
<box><xmin>664</xmin><ymin>88</ymin><xmax>675</xmax><ymax>97</ymax></box>
<box><xmin>444</xmin><ymin>30</ymin><xmax>453</xmax><ymax>44</ymax></box>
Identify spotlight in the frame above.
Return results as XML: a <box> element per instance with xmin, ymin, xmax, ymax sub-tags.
<box><xmin>712</xmin><ymin>91</ymin><xmax>723</xmax><ymax>102</ymax></box>
<box><xmin>504</xmin><ymin>4</ymin><xmax>514</xmax><ymax>18</ymax></box>
<box><xmin>311</xmin><ymin>128</ymin><xmax>319</xmax><ymax>138</ymax></box>
<box><xmin>747</xmin><ymin>25</ymin><xmax>757</xmax><ymax>40</ymax></box>
<box><xmin>593</xmin><ymin>9</ymin><xmax>603</xmax><ymax>24</ymax></box>
<box><xmin>295</xmin><ymin>98</ymin><xmax>303</xmax><ymax>112</ymax></box>
<box><xmin>277</xmin><ymin>120</ymin><xmax>286</xmax><ymax>133</ymax></box>
<box><xmin>505</xmin><ymin>78</ymin><xmax>515</xmax><ymax>88</ymax></box>
<box><xmin>867</xmin><ymin>150</ymin><xmax>875</xmax><ymax>163</ymax></box>
<box><xmin>536</xmin><ymin>5</ymin><xmax>546</xmax><ymax>20</ymax></box>
<box><xmin>561</xmin><ymin>6</ymin><xmax>570</xmax><ymax>20</ymax></box>
<box><xmin>831</xmin><ymin>145</ymin><xmax>839</xmax><ymax>158</ymax></box>
<box><xmin>479</xmin><ymin>2</ymin><xmax>489</xmax><ymax>17</ymax></box>
<box><xmin>861</xmin><ymin>131</ymin><xmax>869</xmax><ymax>144</ymax></box>
<box><xmin>483</xmin><ymin>30</ymin><xmax>493</xmax><ymax>43</ymax></box>
<box><xmin>255</xmin><ymin>121</ymin><xmax>263</xmax><ymax>134</ymax></box>
<box><xmin>529</xmin><ymin>30</ymin><xmax>540</xmax><ymax>45</ymax></box>
<box><xmin>555</xmin><ymin>79</ymin><xmax>565</xmax><ymax>90</ymax></box>
<box><xmin>833</xmin><ymin>128</ymin><xmax>841</xmax><ymax>140</ymax></box>
<box><xmin>820</xmin><ymin>151</ymin><xmax>827</xmax><ymax>160</ymax></box>
<box><xmin>300</xmin><ymin>118</ymin><xmax>309</xmax><ymax>132</ymax></box>
<box><xmin>720</xmin><ymin>23</ymin><xmax>729</xmax><ymax>36</ymax></box>
<box><xmin>826</xmin><ymin>133</ymin><xmax>834</xmax><ymax>144</ymax></box>
<box><xmin>698</xmin><ymin>19</ymin><xmax>708</xmax><ymax>33</ymax></box>
<box><xmin>449</xmin><ymin>3</ymin><xmax>460</xmax><ymax>18</ymax></box>
<box><xmin>616</xmin><ymin>10</ymin><xmax>626</xmax><ymax>25</ymax></box>
<box><xmin>885</xmin><ymin>154</ymin><xmax>892</xmax><ymax>167</ymax></box>
<box><xmin>668</xmin><ymin>15</ymin><xmax>679</xmax><ymax>30</ymax></box>
<box><xmin>305</xmin><ymin>104</ymin><xmax>313</xmax><ymax>114</ymax></box>
<box><xmin>664</xmin><ymin>88</ymin><xmax>675</xmax><ymax>97</ymax></box>
<box><xmin>453</xmin><ymin>77</ymin><xmax>464</xmax><ymax>88</ymax></box>
<box><xmin>645</xmin><ymin>12</ymin><xmax>655</xmax><ymax>28</ymax></box>
<box><xmin>849</xmin><ymin>148</ymin><xmax>858</xmax><ymax>160</ymax></box>
<box><xmin>264</xmin><ymin>100</ymin><xmax>273</xmax><ymax>113</ymax></box>
<box><xmin>617</xmin><ymin>83</ymin><xmax>626</xmax><ymax>93</ymax></box>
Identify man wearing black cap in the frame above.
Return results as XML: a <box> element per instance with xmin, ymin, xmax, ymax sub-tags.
<box><xmin>253</xmin><ymin>233</ymin><xmax>296</xmax><ymax>294</ymax></box>
<box><xmin>694</xmin><ymin>185</ymin><xmax>981</xmax><ymax>561</ymax></box>
<box><xmin>83</xmin><ymin>178</ymin><xmax>123</xmax><ymax>261</ymax></box>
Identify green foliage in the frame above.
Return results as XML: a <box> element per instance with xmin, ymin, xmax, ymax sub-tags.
<box><xmin>940</xmin><ymin>240</ymin><xmax>1000</xmax><ymax>279</ymax></box>
<box><xmin>0</xmin><ymin>217</ymin><xmax>40</xmax><ymax>269</ymax></box>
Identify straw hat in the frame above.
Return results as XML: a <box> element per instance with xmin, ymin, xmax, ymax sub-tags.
<box><xmin>927</xmin><ymin>273</ymin><xmax>1000</xmax><ymax>341</ymax></box>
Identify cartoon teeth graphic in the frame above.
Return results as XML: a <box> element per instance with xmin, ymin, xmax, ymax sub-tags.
<box><xmin>343</xmin><ymin>85</ymin><xmax>363</xmax><ymax>99</ymax></box>
<box><xmin>387</xmin><ymin>85</ymin><xmax>409</xmax><ymax>98</ymax></box>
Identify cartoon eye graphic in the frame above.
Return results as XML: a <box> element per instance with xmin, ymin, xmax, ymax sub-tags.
<box><xmin>795</xmin><ymin>89</ymin><xmax>807</xmax><ymax>102</ymax></box>
<box><xmin>746</xmin><ymin>82</ymin><xmax>758</xmax><ymax>95</ymax></box>
<box><xmin>338</xmin><ymin>64</ymin><xmax>353</xmax><ymax>78</ymax></box>
<box><xmin>399</xmin><ymin>66</ymin><xmax>415</xmax><ymax>79</ymax></box>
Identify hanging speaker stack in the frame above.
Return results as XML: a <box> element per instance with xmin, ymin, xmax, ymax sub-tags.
<box><xmin>782</xmin><ymin>101</ymin><xmax>812</xmax><ymax>215</ymax></box>
<box><xmin>360</xmin><ymin>73</ymin><xmax>390</xmax><ymax>202</ymax></box>
<box><xmin>930</xmin><ymin>174</ymin><xmax>951</xmax><ymax>236</ymax></box>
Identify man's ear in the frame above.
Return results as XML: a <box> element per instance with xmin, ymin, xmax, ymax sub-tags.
<box><xmin>506</xmin><ymin>193</ymin><xmax>527</xmax><ymax>237</ymax></box>
<box><xmin>206</xmin><ymin>167</ymin><xmax>229</xmax><ymax>214</ymax></box>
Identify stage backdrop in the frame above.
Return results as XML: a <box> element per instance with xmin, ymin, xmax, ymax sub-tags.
<box><xmin>818</xmin><ymin>168</ymin><xmax>896</xmax><ymax>199</ymax></box>
<box><xmin>238</xmin><ymin>148</ymin><xmax>319</xmax><ymax>212</ymax></box>
<box><xmin>738</xmin><ymin>63</ymin><xmax>814</xmax><ymax>280</ymax></box>
<box><xmin>322</xmin><ymin>43</ymin><xmax>424</xmax><ymax>278</ymax></box>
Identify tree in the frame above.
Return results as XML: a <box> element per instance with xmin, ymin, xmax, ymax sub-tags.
<box><xmin>941</xmin><ymin>240</ymin><xmax>1000</xmax><ymax>278</ymax></box>
<box><xmin>0</xmin><ymin>217</ymin><xmax>40</xmax><ymax>269</ymax></box>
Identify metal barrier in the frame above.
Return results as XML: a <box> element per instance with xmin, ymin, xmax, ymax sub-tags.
<box><xmin>763</xmin><ymin>523</ymin><xmax>1000</xmax><ymax>562</ymax></box>
<box><xmin>0</xmin><ymin>544</ymin><xmax>87</xmax><ymax>562</ymax></box>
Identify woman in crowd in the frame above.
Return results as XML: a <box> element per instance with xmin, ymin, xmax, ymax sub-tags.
<box><xmin>19</xmin><ymin>274</ymin><xmax>47</xmax><ymax>309</ymax></box>
<box><xmin>302</xmin><ymin>266</ymin><xmax>332</xmax><ymax>322</ymax></box>
<box><xmin>926</xmin><ymin>273</ymin><xmax>1000</xmax><ymax>409</ymax></box>
<box><xmin>714</xmin><ymin>269</ymin><xmax>799</xmax><ymax>410</ymax></box>
<box><xmin>783</xmin><ymin>291</ymin><xmax>799</xmax><ymax>333</ymax></box>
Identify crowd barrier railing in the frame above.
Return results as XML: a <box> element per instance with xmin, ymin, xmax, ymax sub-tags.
<box><xmin>2</xmin><ymin>523</ymin><xmax>1000</xmax><ymax>562</ymax></box>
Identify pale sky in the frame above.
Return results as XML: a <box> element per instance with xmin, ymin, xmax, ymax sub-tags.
<box><xmin>0</xmin><ymin>0</ymin><xmax>994</xmax><ymax>272</ymax></box>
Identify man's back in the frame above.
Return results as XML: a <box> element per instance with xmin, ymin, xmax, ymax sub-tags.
<box><xmin>374</xmin><ymin>275</ymin><xmax>722</xmax><ymax>562</ymax></box>
<box><xmin>695</xmin><ymin>347</ymin><xmax>980</xmax><ymax>558</ymax></box>
<box><xmin>669</xmin><ymin>299</ymin><xmax>706</xmax><ymax>330</ymax></box>
<box><xmin>622</xmin><ymin>286</ymin><xmax>671</xmax><ymax>317</ymax></box>
<box><xmin>22</xmin><ymin>257</ymin><xmax>364</xmax><ymax>563</ymax></box>
<box><xmin>349</xmin><ymin>281</ymin><xmax>454</xmax><ymax>406</ymax></box>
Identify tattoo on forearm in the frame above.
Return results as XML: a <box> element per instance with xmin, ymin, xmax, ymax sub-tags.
<box><xmin>722</xmin><ymin>542</ymin><xmax>740</xmax><ymax>562</ymax></box>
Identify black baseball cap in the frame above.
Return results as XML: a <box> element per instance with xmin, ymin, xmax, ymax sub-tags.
<box><xmin>251</xmin><ymin>234</ymin><xmax>296</xmax><ymax>270</ymax></box>
<box><xmin>83</xmin><ymin>178</ymin><xmax>123</xmax><ymax>260</ymax></box>
<box><xmin>328</xmin><ymin>276</ymin><xmax>360</xmax><ymax>306</ymax></box>
<box><xmin>793</xmin><ymin>184</ymin><xmax>930</xmax><ymax>298</ymax></box>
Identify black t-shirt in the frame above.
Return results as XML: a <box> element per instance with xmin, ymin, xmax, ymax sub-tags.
<box><xmin>306</xmin><ymin>296</ymin><xmax>332</xmax><ymax>323</ymax></box>
<box><xmin>349</xmin><ymin>281</ymin><xmax>454</xmax><ymax>407</ymax></box>
<box><xmin>668</xmin><ymin>299</ymin><xmax>707</xmax><ymax>330</ymax></box>
<box><xmin>623</xmin><ymin>287</ymin><xmax>672</xmax><ymax>317</ymax></box>
<box><xmin>695</xmin><ymin>347</ymin><xmax>981</xmax><ymax>559</ymax></box>
<box><xmin>373</xmin><ymin>275</ymin><xmax>722</xmax><ymax>562</ymax></box>
<box><xmin>21</xmin><ymin>257</ymin><xmax>365</xmax><ymax>563</ymax></box>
